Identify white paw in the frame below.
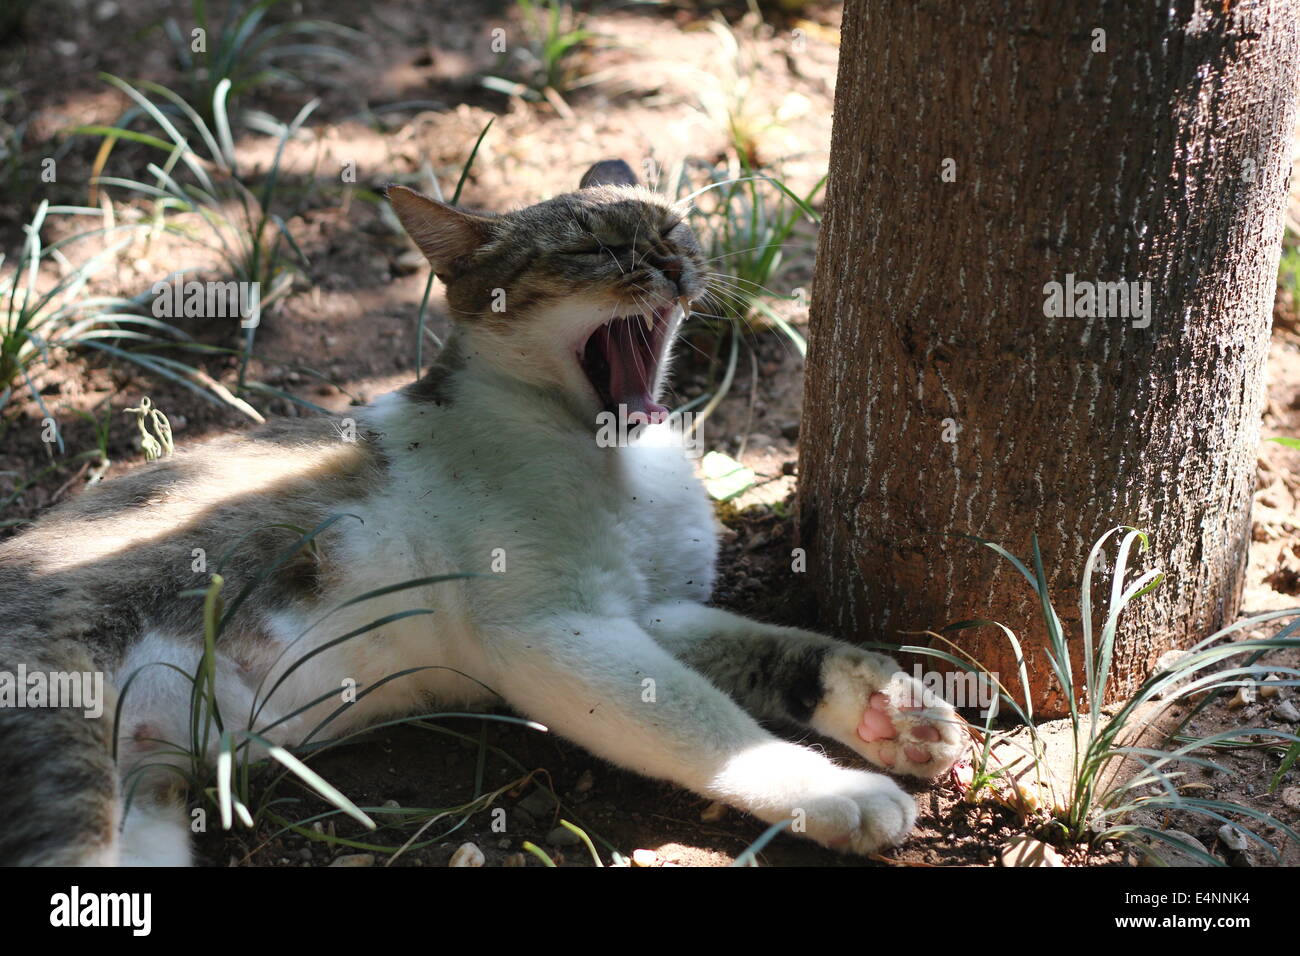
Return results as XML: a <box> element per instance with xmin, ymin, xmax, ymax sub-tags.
<box><xmin>713</xmin><ymin>741</ymin><xmax>917</xmax><ymax>856</ymax></box>
<box><xmin>806</xmin><ymin>770</ymin><xmax>918</xmax><ymax>855</ymax></box>
<box><xmin>814</xmin><ymin>654</ymin><xmax>968</xmax><ymax>779</ymax></box>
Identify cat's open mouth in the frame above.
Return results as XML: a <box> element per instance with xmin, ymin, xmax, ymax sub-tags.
<box><xmin>579</xmin><ymin>303</ymin><xmax>674</xmax><ymax>424</ymax></box>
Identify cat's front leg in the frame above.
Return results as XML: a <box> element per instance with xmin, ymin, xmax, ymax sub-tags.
<box><xmin>477</xmin><ymin>613</ymin><xmax>919</xmax><ymax>855</ymax></box>
<box><xmin>642</xmin><ymin>602</ymin><xmax>968</xmax><ymax>778</ymax></box>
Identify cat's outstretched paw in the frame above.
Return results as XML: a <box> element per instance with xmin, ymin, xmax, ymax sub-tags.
<box><xmin>716</xmin><ymin>741</ymin><xmax>917</xmax><ymax>855</ymax></box>
<box><xmin>815</xmin><ymin>656</ymin><xmax>968</xmax><ymax>779</ymax></box>
<box><xmin>827</xmin><ymin>771</ymin><xmax>918</xmax><ymax>855</ymax></box>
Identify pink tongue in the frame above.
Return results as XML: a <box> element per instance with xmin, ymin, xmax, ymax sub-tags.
<box><xmin>601</xmin><ymin>319</ymin><xmax>667</xmax><ymax>424</ymax></box>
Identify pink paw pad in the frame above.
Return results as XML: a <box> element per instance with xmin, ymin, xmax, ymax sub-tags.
<box><xmin>856</xmin><ymin>692</ymin><xmax>939</xmax><ymax>765</ymax></box>
<box><xmin>857</xmin><ymin>694</ymin><xmax>897</xmax><ymax>741</ymax></box>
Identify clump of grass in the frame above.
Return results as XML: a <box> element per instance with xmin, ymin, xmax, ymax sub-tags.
<box><xmin>682</xmin><ymin>2</ymin><xmax>816</xmax><ymax>171</ymax></box>
<box><xmin>75</xmin><ymin>73</ymin><xmax>321</xmax><ymax>406</ymax></box>
<box><xmin>482</xmin><ymin>0</ymin><xmax>600</xmax><ymax>112</ymax></box>
<box><xmin>664</xmin><ymin>159</ymin><xmax>822</xmax><ymax>430</ymax></box>
<box><xmin>901</xmin><ymin>527</ymin><xmax>1300</xmax><ymax>865</ymax></box>
<box><xmin>675</xmin><ymin>158</ymin><xmax>822</xmax><ymax>349</ymax></box>
<box><xmin>163</xmin><ymin>0</ymin><xmax>362</xmax><ymax>127</ymax></box>
<box><xmin>693</xmin><ymin>8</ymin><xmax>778</xmax><ymax>169</ymax></box>
<box><xmin>0</xmin><ymin>200</ymin><xmax>195</xmax><ymax>421</ymax></box>
<box><xmin>650</xmin><ymin>5</ymin><xmax>823</xmax><ymax>428</ymax></box>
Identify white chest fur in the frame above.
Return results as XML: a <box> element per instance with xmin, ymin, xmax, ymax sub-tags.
<box><xmin>262</xmin><ymin>389</ymin><xmax>714</xmax><ymax>736</ymax></box>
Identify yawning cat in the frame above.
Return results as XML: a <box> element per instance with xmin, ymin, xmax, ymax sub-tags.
<box><xmin>0</xmin><ymin>160</ymin><xmax>964</xmax><ymax>865</ymax></box>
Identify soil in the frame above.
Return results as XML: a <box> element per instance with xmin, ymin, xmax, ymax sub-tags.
<box><xmin>2</xmin><ymin>0</ymin><xmax>1298</xmax><ymax>867</ymax></box>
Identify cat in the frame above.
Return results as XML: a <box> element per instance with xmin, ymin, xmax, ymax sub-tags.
<box><xmin>0</xmin><ymin>159</ymin><xmax>965</xmax><ymax>866</ymax></box>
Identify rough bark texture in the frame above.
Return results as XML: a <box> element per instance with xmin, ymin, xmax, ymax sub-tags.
<box><xmin>797</xmin><ymin>0</ymin><xmax>1300</xmax><ymax>716</ymax></box>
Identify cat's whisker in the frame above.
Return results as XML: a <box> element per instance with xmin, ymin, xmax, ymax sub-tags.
<box><xmin>699</xmin><ymin>283</ymin><xmax>753</xmax><ymax>314</ymax></box>
<box><xmin>631</xmin><ymin>216</ymin><xmax>646</xmax><ymax>271</ymax></box>
<box><xmin>670</xmin><ymin>330</ymin><xmax>713</xmax><ymax>363</ymax></box>
<box><xmin>700</xmin><ymin>271</ymin><xmax>776</xmax><ymax>297</ymax></box>
<box><xmin>699</xmin><ymin>242</ymin><xmax>817</xmax><ymax>265</ymax></box>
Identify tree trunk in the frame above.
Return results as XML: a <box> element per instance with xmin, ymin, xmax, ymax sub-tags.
<box><xmin>797</xmin><ymin>0</ymin><xmax>1300</xmax><ymax>716</ymax></box>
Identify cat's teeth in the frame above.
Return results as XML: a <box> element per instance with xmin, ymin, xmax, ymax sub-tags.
<box><xmin>643</xmin><ymin>312</ymin><xmax>655</xmax><ymax>334</ymax></box>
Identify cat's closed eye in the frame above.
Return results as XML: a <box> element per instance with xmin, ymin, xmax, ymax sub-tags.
<box><xmin>565</xmin><ymin>244</ymin><xmax>624</xmax><ymax>256</ymax></box>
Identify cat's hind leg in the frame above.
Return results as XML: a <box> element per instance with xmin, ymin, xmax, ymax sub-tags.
<box><xmin>641</xmin><ymin>602</ymin><xmax>968</xmax><ymax>778</ymax></box>
<box><xmin>109</xmin><ymin>628</ymin><xmax>284</xmax><ymax>867</ymax></box>
<box><xmin>0</xmin><ymin>652</ymin><xmax>118</xmax><ymax>866</ymax></box>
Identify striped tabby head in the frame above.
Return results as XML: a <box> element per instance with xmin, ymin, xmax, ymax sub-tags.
<box><xmin>387</xmin><ymin>160</ymin><xmax>704</xmax><ymax>424</ymax></box>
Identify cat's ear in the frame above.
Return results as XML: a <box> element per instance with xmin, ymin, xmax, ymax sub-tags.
<box><xmin>579</xmin><ymin>159</ymin><xmax>639</xmax><ymax>189</ymax></box>
<box><xmin>386</xmin><ymin>185</ymin><xmax>492</xmax><ymax>277</ymax></box>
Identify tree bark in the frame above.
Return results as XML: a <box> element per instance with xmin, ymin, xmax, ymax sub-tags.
<box><xmin>797</xmin><ymin>0</ymin><xmax>1300</xmax><ymax>716</ymax></box>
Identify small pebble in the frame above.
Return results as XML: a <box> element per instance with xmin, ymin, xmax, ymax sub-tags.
<box><xmin>631</xmin><ymin>849</ymin><xmax>658</xmax><ymax>867</ymax></box>
<box><xmin>1217</xmin><ymin>824</ymin><xmax>1249</xmax><ymax>852</ymax></box>
<box><xmin>449</xmin><ymin>842</ymin><xmax>485</xmax><ymax>867</ymax></box>
<box><xmin>1136</xmin><ymin>830</ymin><xmax>1210</xmax><ymax>867</ymax></box>
<box><xmin>546</xmin><ymin>826</ymin><xmax>582</xmax><ymax>847</ymax></box>
<box><xmin>1272</xmin><ymin>699</ymin><xmax>1300</xmax><ymax>723</ymax></box>
<box><xmin>999</xmin><ymin>836</ymin><xmax>1064</xmax><ymax>867</ymax></box>
<box><xmin>329</xmin><ymin>853</ymin><xmax>375</xmax><ymax>867</ymax></box>
<box><xmin>1012</xmin><ymin>780</ymin><xmax>1041</xmax><ymax>813</ymax></box>
<box><xmin>517</xmin><ymin>788</ymin><xmax>557</xmax><ymax>818</ymax></box>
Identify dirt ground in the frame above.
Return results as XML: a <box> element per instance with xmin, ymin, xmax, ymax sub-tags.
<box><xmin>2</xmin><ymin>1</ymin><xmax>1299</xmax><ymax>867</ymax></box>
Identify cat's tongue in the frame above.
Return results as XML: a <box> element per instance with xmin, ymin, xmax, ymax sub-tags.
<box><xmin>600</xmin><ymin>318</ymin><xmax>667</xmax><ymax>424</ymax></box>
